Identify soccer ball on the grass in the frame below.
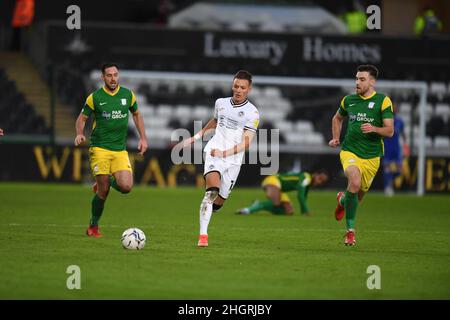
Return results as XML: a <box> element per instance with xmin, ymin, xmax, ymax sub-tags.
<box><xmin>121</xmin><ymin>228</ymin><xmax>146</xmax><ymax>250</ymax></box>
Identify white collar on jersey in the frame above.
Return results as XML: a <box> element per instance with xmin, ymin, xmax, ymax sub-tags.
<box><xmin>230</xmin><ymin>98</ymin><xmax>249</xmax><ymax>107</ymax></box>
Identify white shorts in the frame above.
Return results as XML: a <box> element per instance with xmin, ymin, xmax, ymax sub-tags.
<box><xmin>203</xmin><ymin>153</ymin><xmax>241</xmax><ymax>199</ymax></box>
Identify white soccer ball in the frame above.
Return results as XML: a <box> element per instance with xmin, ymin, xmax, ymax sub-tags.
<box><xmin>121</xmin><ymin>228</ymin><xmax>146</xmax><ymax>250</ymax></box>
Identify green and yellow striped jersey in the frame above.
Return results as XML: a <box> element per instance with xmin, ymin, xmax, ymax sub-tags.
<box><xmin>338</xmin><ymin>92</ymin><xmax>394</xmax><ymax>159</ymax></box>
<box><xmin>82</xmin><ymin>86</ymin><xmax>138</xmax><ymax>151</ymax></box>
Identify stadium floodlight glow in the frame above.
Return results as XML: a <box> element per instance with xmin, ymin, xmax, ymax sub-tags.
<box><xmin>103</xmin><ymin>70</ymin><xmax>427</xmax><ymax>196</ymax></box>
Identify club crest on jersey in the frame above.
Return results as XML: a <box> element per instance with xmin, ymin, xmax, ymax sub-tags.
<box><xmin>102</xmin><ymin>111</ymin><xmax>111</xmax><ymax>120</ymax></box>
<box><xmin>121</xmin><ymin>99</ymin><xmax>127</xmax><ymax>106</ymax></box>
<box><xmin>238</xmin><ymin>111</ymin><xmax>244</xmax><ymax>117</ymax></box>
<box><xmin>349</xmin><ymin>114</ymin><xmax>356</xmax><ymax>122</ymax></box>
<box><xmin>368</xmin><ymin>102</ymin><xmax>375</xmax><ymax>109</ymax></box>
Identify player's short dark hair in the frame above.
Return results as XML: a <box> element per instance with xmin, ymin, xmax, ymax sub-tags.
<box><xmin>357</xmin><ymin>65</ymin><xmax>379</xmax><ymax>79</ymax></box>
<box><xmin>101</xmin><ymin>63</ymin><xmax>119</xmax><ymax>75</ymax></box>
<box><xmin>234</xmin><ymin>70</ymin><xmax>252</xmax><ymax>85</ymax></box>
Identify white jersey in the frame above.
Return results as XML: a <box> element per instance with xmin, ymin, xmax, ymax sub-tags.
<box><xmin>204</xmin><ymin>97</ymin><xmax>259</xmax><ymax>165</ymax></box>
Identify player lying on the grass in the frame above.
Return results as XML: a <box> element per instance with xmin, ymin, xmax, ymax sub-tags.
<box><xmin>236</xmin><ymin>170</ymin><xmax>328</xmax><ymax>216</ymax></box>
<box><xmin>329</xmin><ymin>64</ymin><xmax>394</xmax><ymax>246</ymax></box>
<box><xmin>74</xmin><ymin>63</ymin><xmax>148</xmax><ymax>238</ymax></box>
<box><xmin>179</xmin><ymin>70</ymin><xmax>259</xmax><ymax>248</ymax></box>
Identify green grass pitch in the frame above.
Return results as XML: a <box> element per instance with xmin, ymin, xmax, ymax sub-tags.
<box><xmin>0</xmin><ymin>183</ymin><xmax>449</xmax><ymax>299</ymax></box>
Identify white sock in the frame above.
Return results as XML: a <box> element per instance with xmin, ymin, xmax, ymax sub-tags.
<box><xmin>199</xmin><ymin>197</ymin><xmax>213</xmax><ymax>235</ymax></box>
<box><xmin>200</xmin><ymin>190</ymin><xmax>212</xmax><ymax>234</ymax></box>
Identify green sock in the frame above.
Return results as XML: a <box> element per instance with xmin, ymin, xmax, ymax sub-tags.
<box><xmin>344</xmin><ymin>191</ymin><xmax>358</xmax><ymax>230</ymax></box>
<box><xmin>109</xmin><ymin>176</ymin><xmax>121</xmax><ymax>192</ymax></box>
<box><xmin>248</xmin><ymin>200</ymin><xmax>285</xmax><ymax>215</ymax></box>
<box><xmin>90</xmin><ymin>194</ymin><xmax>105</xmax><ymax>226</ymax></box>
<box><xmin>339</xmin><ymin>194</ymin><xmax>345</xmax><ymax>206</ymax></box>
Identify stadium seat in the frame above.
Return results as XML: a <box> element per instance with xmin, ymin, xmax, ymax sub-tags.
<box><xmin>193</xmin><ymin>105</ymin><xmax>211</xmax><ymax>121</ymax></box>
<box><xmin>304</xmin><ymin>133</ymin><xmax>324</xmax><ymax>145</ymax></box>
<box><xmin>249</xmin><ymin>86</ymin><xmax>262</xmax><ymax>98</ymax></box>
<box><xmin>425</xmin><ymin>137</ymin><xmax>433</xmax><ymax>148</ymax></box>
<box><xmin>262</xmin><ymin>109</ymin><xmax>287</xmax><ymax>122</ymax></box>
<box><xmin>175</xmin><ymin>105</ymin><xmax>193</xmax><ymax>123</ymax></box>
<box><xmin>430</xmin><ymin>82</ymin><xmax>447</xmax><ymax>101</ymax></box>
<box><xmin>294</xmin><ymin>120</ymin><xmax>314</xmax><ymax>133</ymax></box>
<box><xmin>415</xmin><ymin>104</ymin><xmax>434</xmax><ymax>121</ymax></box>
<box><xmin>156</xmin><ymin>104</ymin><xmax>175</xmax><ymax>117</ymax></box>
<box><xmin>435</xmin><ymin>103</ymin><xmax>450</xmax><ymax>120</ymax></box>
<box><xmin>263</xmin><ymin>86</ymin><xmax>282</xmax><ymax>99</ymax></box>
<box><xmin>275</xmin><ymin>120</ymin><xmax>294</xmax><ymax>132</ymax></box>
<box><xmin>139</xmin><ymin>104</ymin><xmax>155</xmax><ymax>118</ymax></box>
<box><xmin>398</xmin><ymin>102</ymin><xmax>412</xmax><ymax>114</ymax></box>
<box><xmin>284</xmin><ymin>132</ymin><xmax>304</xmax><ymax>144</ymax></box>
<box><xmin>434</xmin><ymin>136</ymin><xmax>450</xmax><ymax>149</ymax></box>
<box><xmin>146</xmin><ymin>117</ymin><xmax>170</xmax><ymax>128</ymax></box>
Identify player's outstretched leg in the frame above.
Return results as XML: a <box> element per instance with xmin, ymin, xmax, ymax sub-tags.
<box><xmin>342</xmin><ymin>166</ymin><xmax>361</xmax><ymax>246</ymax></box>
<box><xmin>236</xmin><ymin>200</ymin><xmax>262</xmax><ymax>215</ymax></box>
<box><xmin>87</xmin><ymin>175</ymin><xmax>109</xmax><ymax>237</ymax></box>
<box><xmin>236</xmin><ymin>200</ymin><xmax>286</xmax><ymax>215</ymax></box>
<box><xmin>198</xmin><ymin>187</ymin><xmax>219</xmax><ymax>247</ymax></box>
<box><xmin>344</xmin><ymin>191</ymin><xmax>358</xmax><ymax>246</ymax></box>
<box><xmin>87</xmin><ymin>194</ymin><xmax>105</xmax><ymax>237</ymax></box>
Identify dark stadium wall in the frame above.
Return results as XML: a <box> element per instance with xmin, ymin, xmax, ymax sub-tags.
<box><xmin>42</xmin><ymin>23</ymin><xmax>450</xmax><ymax>81</ymax></box>
<box><xmin>32</xmin><ymin>0</ymin><xmax>161</xmax><ymax>23</ymax></box>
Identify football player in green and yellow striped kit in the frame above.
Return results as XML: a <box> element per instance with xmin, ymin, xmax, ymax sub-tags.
<box><xmin>74</xmin><ymin>63</ymin><xmax>148</xmax><ymax>237</ymax></box>
<box><xmin>329</xmin><ymin>64</ymin><xmax>394</xmax><ymax>246</ymax></box>
<box><xmin>236</xmin><ymin>170</ymin><xmax>328</xmax><ymax>216</ymax></box>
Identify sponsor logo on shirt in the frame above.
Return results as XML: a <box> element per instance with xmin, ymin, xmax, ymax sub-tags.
<box><xmin>112</xmin><ymin>110</ymin><xmax>127</xmax><ymax>119</ymax></box>
<box><xmin>102</xmin><ymin>111</ymin><xmax>111</xmax><ymax>120</ymax></box>
<box><xmin>356</xmin><ymin>112</ymin><xmax>374</xmax><ymax>122</ymax></box>
<box><xmin>102</xmin><ymin>110</ymin><xmax>127</xmax><ymax>119</ymax></box>
<box><xmin>349</xmin><ymin>112</ymin><xmax>374</xmax><ymax>123</ymax></box>
<box><xmin>218</xmin><ymin>115</ymin><xmax>239</xmax><ymax>130</ymax></box>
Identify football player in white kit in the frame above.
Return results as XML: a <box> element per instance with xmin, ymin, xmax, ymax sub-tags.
<box><xmin>182</xmin><ymin>70</ymin><xmax>259</xmax><ymax>247</ymax></box>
